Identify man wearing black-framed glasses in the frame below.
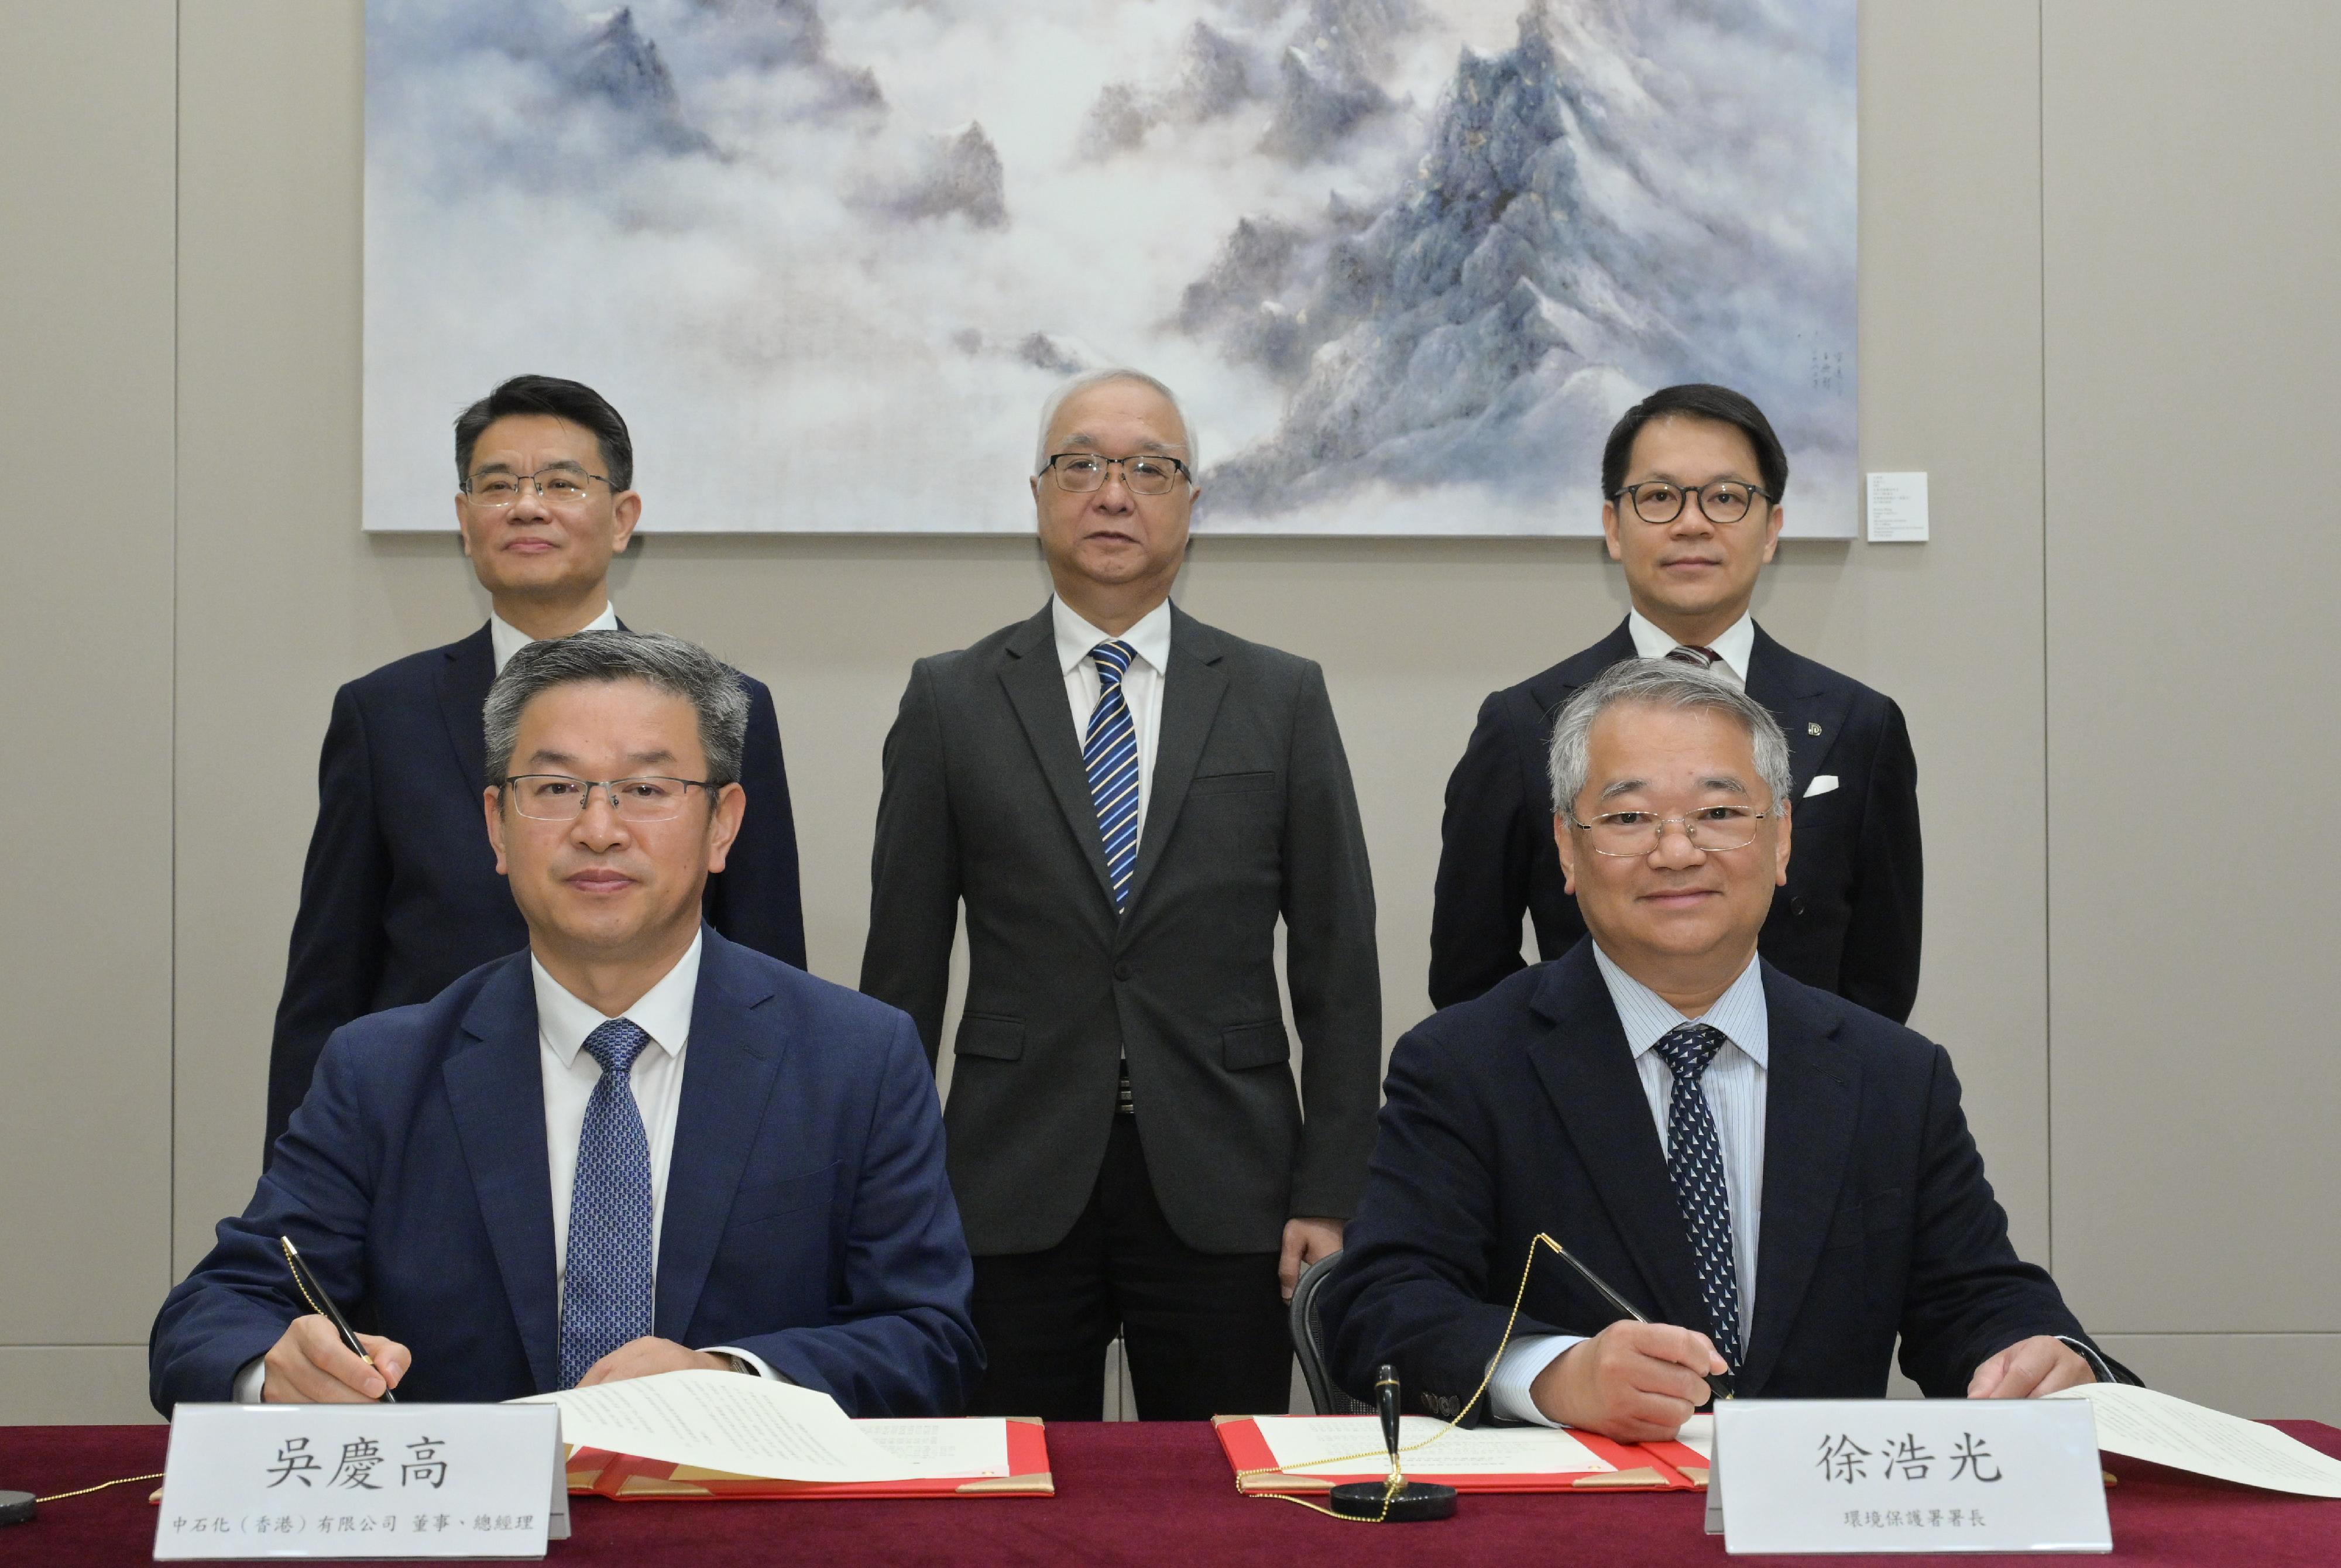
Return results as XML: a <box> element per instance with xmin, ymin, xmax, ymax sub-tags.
<box><xmin>263</xmin><ymin>375</ymin><xmax>806</xmax><ymax>1159</ymax></box>
<box><xmin>861</xmin><ymin>368</ymin><xmax>1381</xmax><ymax>1423</ymax></box>
<box><xmin>1431</xmin><ymin>383</ymin><xmax>1924</xmax><ymax>1025</ymax></box>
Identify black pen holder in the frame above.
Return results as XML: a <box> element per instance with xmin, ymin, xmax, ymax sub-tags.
<box><xmin>1327</xmin><ymin>1480</ymin><xmax>1458</xmax><ymax>1522</ymax></box>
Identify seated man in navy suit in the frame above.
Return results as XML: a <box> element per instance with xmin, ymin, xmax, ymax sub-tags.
<box><xmin>266</xmin><ymin>374</ymin><xmax>805</xmax><ymax>1157</ymax></box>
<box><xmin>155</xmin><ymin>632</ymin><xmax>978</xmax><ymax>1415</ymax></box>
<box><xmin>1323</xmin><ymin>660</ymin><xmax>2126</xmax><ymax>1440</ymax></box>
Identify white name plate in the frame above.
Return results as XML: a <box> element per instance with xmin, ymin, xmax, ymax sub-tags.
<box><xmin>1708</xmin><ymin>1398</ymin><xmax>2110</xmax><ymax>1555</ymax></box>
<box><xmin>155</xmin><ymin>1402</ymin><xmax>567</xmax><ymax>1560</ymax></box>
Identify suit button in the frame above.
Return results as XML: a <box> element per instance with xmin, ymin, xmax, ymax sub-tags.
<box><xmin>1113</xmin><ymin>963</ymin><xmax>1132</xmax><ymax>981</ymax></box>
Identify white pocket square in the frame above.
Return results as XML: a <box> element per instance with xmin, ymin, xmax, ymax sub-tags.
<box><xmin>1805</xmin><ymin>774</ymin><xmax>1840</xmax><ymax>798</ymax></box>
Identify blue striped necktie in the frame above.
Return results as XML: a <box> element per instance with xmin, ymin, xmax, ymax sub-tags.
<box><xmin>1653</xmin><ymin>1021</ymin><xmax>1743</xmax><ymax>1371</ymax></box>
<box><xmin>1083</xmin><ymin>640</ymin><xmax>1142</xmax><ymax>911</ymax></box>
<box><xmin>559</xmin><ymin>1017</ymin><xmax>656</xmax><ymax>1389</ymax></box>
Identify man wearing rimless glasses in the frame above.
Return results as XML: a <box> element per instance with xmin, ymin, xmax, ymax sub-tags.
<box><xmin>263</xmin><ymin>375</ymin><xmax>806</xmax><ymax>1160</ymax></box>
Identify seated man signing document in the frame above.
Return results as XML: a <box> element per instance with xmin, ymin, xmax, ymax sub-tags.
<box><xmin>1320</xmin><ymin>660</ymin><xmax>2130</xmax><ymax>1439</ymax></box>
<box><xmin>152</xmin><ymin>632</ymin><xmax>980</xmax><ymax>1415</ymax></box>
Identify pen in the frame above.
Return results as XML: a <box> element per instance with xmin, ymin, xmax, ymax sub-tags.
<box><xmin>1376</xmin><ymin>1363</ymin><xmax>1402</xmax><ymax>1481</ymax></box>
<box><xmin>279</xmin><ymin>1236</ymin><xmax>396</xmax><ymax>1402</ymax></box>
<box><xmin>1547</xmin><ymin>1237</ymin><xmax>1735</xmax><ymax>1401</ymax></box>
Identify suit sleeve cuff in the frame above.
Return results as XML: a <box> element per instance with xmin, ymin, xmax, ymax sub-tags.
<box><xmin>2056</xmin><ymin>1335</ymin><xmax>2115</xmax><ymax>1385</ymax></box>
<box><xmin>234</xmin><ymin>1356</ymin><xmax>269</xmax><ymax>1404</ymax></box>
<box><xmin>702</xmin><ymin>1344</ymin><xmax>791</xmax><ymax>1384</ymax></box>
<box><xmin>1488</xmin><ymin>1334</ymin><xmax>1583</xmax><ymax>1426</ymax></box>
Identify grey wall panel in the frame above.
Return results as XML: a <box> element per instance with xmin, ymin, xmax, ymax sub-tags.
<box><xmin>0</xmin><ymin>1348</ymin><xmax>161</xmax><ymax>1428</ymax></box>
<box><xmin>0</xmin><ymin>0</ymin><xmax>178</xmax><ymax>1360</ymax></box>
<box><xmin>2043</xmin><ymin>1</ymin><xmax>2341</xmax><ymax>1360</ymax></box>
<box><xmin>2093</xmin><ymin>1337</ymin><xmax>2341</xmax><ymax>1426</ymax></box>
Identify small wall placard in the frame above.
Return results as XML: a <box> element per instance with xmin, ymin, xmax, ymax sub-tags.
<box><xmin>1707</xmin><ymin>1398</ymin><xmax>2110</xmax><ymax>1555</ymax></box>
<box><xmin>155</xmin><ymin>1402</ymin><xmax>567</xmax><ymax>1560</ymax></box>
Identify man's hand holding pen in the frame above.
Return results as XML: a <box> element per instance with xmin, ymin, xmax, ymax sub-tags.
<box><xmin>261</xmin><ymin>1315</ymin><xmax>410</xmax><ymax>1404</ymax></box>
<box><xmin>1530</xmin><ymin>1320</ymin><xmax>1728</xmax><ymax>1443</ymax></box>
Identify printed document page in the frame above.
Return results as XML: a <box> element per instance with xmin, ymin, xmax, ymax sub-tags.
<box><xmin>859</xmin><ymin>1419</ymin><xmax>1014</xmax><ymax>1478</ymax></box>
<box><xmin>517</xmin><ymin>1370</ymin><xmax>920</xmax><ymax>1481</ymax></box>
<box><xmin>1254</xmin><ymin>1415</ymin><xmax>1616</xmax><ymax>1476</ymax></box>
<box><xmin>2049</xmin><ymin>1382</ymin><xmax>2341</xmax><ymax>1497</ymax></box>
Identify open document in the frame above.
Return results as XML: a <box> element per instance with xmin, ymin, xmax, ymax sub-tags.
<box><xmin>517</xmin><ymin>1370</ymin><xmax>922</xmax><ymax>1483</ymax></box>
<box><xmin>2048</xmin><ymin>1382</ymin><xmax>2341</xmax><ymax>1498</ymax></box>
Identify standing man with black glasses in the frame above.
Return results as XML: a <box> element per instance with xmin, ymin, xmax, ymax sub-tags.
<box><xmin>1430</xmin><ymin>383</ymin><xmax>1923</xmax><ymax>1022</ymax></box>
<box><xmin>861</xmin><ymin>368</ymin><xmax>1381</xmax><ymax>1422</ymax></box>
<box><xmin>265</xmin><ymin>375</ymin><xmax>805</xmax><ymax>1156</ymax></box>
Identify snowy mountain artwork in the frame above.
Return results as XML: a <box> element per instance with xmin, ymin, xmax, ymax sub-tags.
<box><xmin>364</xmin><ymin>0</ymin><xmax>1856</xmax><ymax>535</ymax></box>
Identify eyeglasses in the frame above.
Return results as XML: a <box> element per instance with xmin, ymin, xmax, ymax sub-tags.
<box><xmin>1041</xmin><ymin>452</ymin><xmax>1192</xmax><ymax>496</ymax></box>
<box><xmin>465</xmin><ymin>467</ymin><xmax>615</xmax><ymax>509</ymax></box>
<box><xmin>1615</xmin><ymin>481</ymin><xmax>1774</xmax><ymax>526</ymax></box>
<box><xmin>500</xmin><ymin>775</ymin><xmax>710</xmax><ymax>822</ymax></box>
<box><xmin>1566</xmin><ymin>806</ymin><xmax>1768</xmax><ymax>857</ymax></box>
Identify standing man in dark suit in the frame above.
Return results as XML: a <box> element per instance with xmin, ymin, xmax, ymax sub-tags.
<box><xmin>1326</xmin><ymin>660</ymin><xmax>2124</xmax><ymax>1436</ymax></box>
<box><xmin>860</xmin><ymin>369</ymin><xmax>1381</xmax><ymax>1421</ymax></box>
<box><xmin>266</xmin><ymin>375</ymin><xmax>804</xmax><ymax>1154</ymax></box>
<box><xmin>159</xmin><ymin>633</ymin><xmax>976</xmax><ymax>1415</ymax></box>
<box><xmin>1431</xmin><ymin>384</ymin><xmax>1921</xmax><ymax>1021</ymax></box>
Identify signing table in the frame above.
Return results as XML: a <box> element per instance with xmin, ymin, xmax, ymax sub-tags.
<box><xmin>5</xmin><ymin>1420</ymin><xmax>2339</xmax><ymax>1566</ymax></box>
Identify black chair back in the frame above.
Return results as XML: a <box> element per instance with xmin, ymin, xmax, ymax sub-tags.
<box><xmin>1288</xmin><ymin>1250</ymin><xmax>1373</xmax><ymax>1415</ymax></box>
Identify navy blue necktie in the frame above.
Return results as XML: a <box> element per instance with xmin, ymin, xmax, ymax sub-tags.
<box><xmin>1083</xmin><ymin>640</ymin><xmax>1141</xmax><ymax>911</ymax></box>
<box><xmin>559</xmin><ymin>1018</ymin><xmax>656</xmax><ymax>1389</ymax></box>
<box><xmin>1652</xmin><ymin>1021</ymin><xmax>1743</xmax><ymax>1371</ymax></box>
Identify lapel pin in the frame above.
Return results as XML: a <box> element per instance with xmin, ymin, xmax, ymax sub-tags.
<box><xmin>1807</xmin><ymin>722</ymin><xmax>1822</xmax><ymax>736</ymax></box>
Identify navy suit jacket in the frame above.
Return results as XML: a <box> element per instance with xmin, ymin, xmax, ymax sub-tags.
<box><xmin>1321</xmin><ymin>943</ymin><xmax>2121</xmax><ymax>1419</ymax></box>
<box><xmin>1429</xmin><ymin>619</ymin><xmax>1923</xmax><ymax>1021</ymax></box>
<box><xmin>159</xmin><ymin>930</ymin><xmax>979</xmax><ymax>1417</ymax></box>
<box><xmin>266</xmin><ymin>623</ymin><xmax>806</xmax><ymax>1152</ymax></box>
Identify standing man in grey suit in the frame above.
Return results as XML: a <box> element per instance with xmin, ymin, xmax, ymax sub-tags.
<box><xmin>861</xmin><ymin>369</ymin><xmax>1381</xmax><ymax>1421</ymax></box>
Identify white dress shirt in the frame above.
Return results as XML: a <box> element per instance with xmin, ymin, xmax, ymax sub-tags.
<box><xmin>489</xmin><ymin>601</ymin><xmax>622</xmax><ymax>675</ymax></box>
<box><xmin>1626</xmin><ymin>608</ymin><xmax>1754</xmax><ymax>687</ymax></box>
<box><xmin>1489</xmin><ymin>946</ymin><xmax>1769</xmax><ymax>1426</ymax></box>
<box><xmin>1052</xmin><ymin>595</ymin><xmax>1173</xmax><ymax>840</ymax></box>
<box><xmin>236</xmin><ymin>929</ymin><xmax>774</xmax><ymax>1398</ymax></box>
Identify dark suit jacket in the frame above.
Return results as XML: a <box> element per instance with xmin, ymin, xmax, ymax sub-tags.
<box><xmin>859</xmin><ymin>602</ymin><xmax>1381</xmax><ymax>1257</ymax></box>
<box><xmin>1321</xmin><ymin>943</ymin><xmax>2124</xmax><ymax>1419</ymax></box>
<box><xmin>1430</xmin><ymin>619</ymin><xmax>1923</xmax><ymax>1021</ymax></box>
<box><xmin>266</xmin><ymin>623</ymin><xmax>806</xmax><ymax>1152</ymax></box>
<box><xmin>157</xmin><ymin>930</ymin><xmax>979</xmax><ymax>1416</ymax></box>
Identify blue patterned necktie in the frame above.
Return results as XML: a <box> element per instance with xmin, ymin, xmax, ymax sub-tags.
<box><xmin>1083</xmin><ymin>640</ymin><xmax>1142</xmax><ymax>911</ymax></box>
<box><xmin>559</xmin><ymin>1017</ymin><xmax>656</xmax><ymax>1389</ymax></box>
<box><xmin>1652</xmin><ymin>1021</ymin><xmax>1743</xmax><ymax>1371</ymax></box>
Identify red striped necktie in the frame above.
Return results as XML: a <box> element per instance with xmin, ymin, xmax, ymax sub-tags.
<box><xmin>1666</xmin><ymin>644</ymin><xmax>1722</xmax><ymax>670</ymax></box>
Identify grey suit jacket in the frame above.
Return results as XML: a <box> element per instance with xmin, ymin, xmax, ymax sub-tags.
<box><xmin>859</xmin><ymin>602</ymin><xmax>1381</xmax><ymax>1257</ymax></box>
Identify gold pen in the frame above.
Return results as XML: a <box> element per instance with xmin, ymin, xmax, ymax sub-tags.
<box><xmin>279</xmin><ymin>1236</ymin><xmax>396</xmax><ymax>1402</ymax></box>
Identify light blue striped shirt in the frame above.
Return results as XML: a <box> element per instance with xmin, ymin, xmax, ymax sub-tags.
<box><xmin>1489</xmin><ymin>945</ymin><xmax>1769</xmax><ymax>1426</ymax></box>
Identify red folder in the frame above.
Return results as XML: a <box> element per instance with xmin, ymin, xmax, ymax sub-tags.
<box><xmin>1214</xmin><ymin>1415</ymin><xmax>1706</xmax><ymax>1494</ymax></box>
<box><xmin>566</xmin><ymin>1416</ymin><xmax>1054</xmax><ymax>1500</ymax></box>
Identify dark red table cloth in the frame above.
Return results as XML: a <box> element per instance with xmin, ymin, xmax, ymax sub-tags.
<box><xmin>5</xmin><ymin>1419</ymin><xmax>2337</xmax><ymax>1565</ymax></box>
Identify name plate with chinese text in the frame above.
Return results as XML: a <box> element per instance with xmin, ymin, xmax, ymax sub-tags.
<box><xmin>155</xmin><ymin>1403</ymin><xmax>567</xmax><ymax>1560</ymax></box>
<box><xmin>1707</xmin><ymin>1398</ymin><xmax>2110</xmax><ymax>1555</ymax></box>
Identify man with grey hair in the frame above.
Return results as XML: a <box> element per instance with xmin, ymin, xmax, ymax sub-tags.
<box><xmin>1323</xmin><ymin>660</ymin><xmax>2128</xmax><ymax>1437</ymax></box>
<box><xmin>155</xmin><ymin>632</ymin><xmax>979</xmax><ymax>1415</ymax></box>
<box><xmin>862</xmin><ymin>369</ymin><xmax>1381</xmax><ymax>1421</ymax></box>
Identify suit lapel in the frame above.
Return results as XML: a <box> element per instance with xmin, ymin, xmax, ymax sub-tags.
<box><xmin>1745</xmin><ymin>626</ymin><xmax>1849</xmax><ymax>797</ymax></box>
<box><xmin>441</xmin><ymin>959</ymin><xmax>559</xmax><ymax>1392</ymax></box>
<box><xmin>998</xmin><ymin>605</ymin><xmax>1120</xmax><ymax>908</ymax></box>
<box><xmin>1122</xmin><ymin>604</ymin><xmax>1229</xmax><ymax>918</ymax></box>
<box><xmin>656</xmin><ymin>933</ymin><xmax>785</xmax><ymax>1342</ymax></box>
<box><xmin>435</xmin><ymin>625</ymin><xmax>496</xmax><ymax>794</ymax></box>
<box><xmin>1741</xmin><ymin>964</ymin><xmax>1861</xmax><ymax>1394</ymax></box>
<box><xmin>1523</xmin><ymin>946</ymin><xmax>1714</xmax><ymax>1332</ymax></box>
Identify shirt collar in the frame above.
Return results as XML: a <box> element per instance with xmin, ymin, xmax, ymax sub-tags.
<box><xmin>531</xmin><ymin>928</ymin><xmax>702</xmax><ymax>1068</ymax></box>
<box><xmin>1589</xmin><ymin>941</ymin><xmax>1770</xmax><ymax>1069</ymax></box>
<box><xmin>1052</xmin><ymin>595</ymin><xmax>1173</xmax><ymax>680</ymax></box>
<box><xmin>1625</xmin><ymin>609</ymin><xmax>1756</xmax><ymax>685</ymax></box>
<box><xmin>490</xmin><ymin>601</ymin><xmax>622</xmax><ymax>676</ymax></box>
